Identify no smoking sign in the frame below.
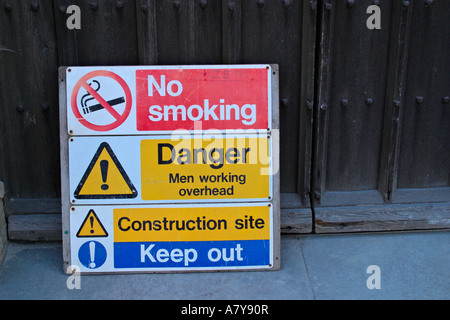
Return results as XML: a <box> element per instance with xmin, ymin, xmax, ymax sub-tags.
<box><xmin>66</xmin><ymin>65</ymin><xmax>272</xmax><ymax>135</ymax></box>
<box><xmin>69</xmin><ymin>70</ymin><xmax>132</xmax><ymax>133</ymax></box>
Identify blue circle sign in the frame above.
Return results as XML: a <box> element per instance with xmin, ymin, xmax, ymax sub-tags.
<box><xmin>78</xmin><ymin>241</ymin><xmax>107</xmax><ymax>269</ymax></box>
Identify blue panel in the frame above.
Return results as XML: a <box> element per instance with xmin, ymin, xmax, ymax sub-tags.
<box><xmin>114</xmin><ymin>240</ymin><xmax>270</xmax><ymax>268</ymax></box>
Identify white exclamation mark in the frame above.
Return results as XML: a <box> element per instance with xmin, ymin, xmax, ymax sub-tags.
<box><xmin>89</xmin><ymin>241</ymin><xmax>96</xmax><ymax>269</ymax></box>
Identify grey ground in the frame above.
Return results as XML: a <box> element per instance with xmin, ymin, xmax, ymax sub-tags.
<box><xmin>0</xmin><ymin>231</ymin><xmax>448</xmax><ymax>300</ymax></box>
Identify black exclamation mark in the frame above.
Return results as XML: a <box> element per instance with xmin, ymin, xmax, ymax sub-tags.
<box><xmin>89</xmin><ymin>216</ymin><xmax>95</xmax><ymax>234</ymax></box>
<box><xmin>100</xmin><ymin>160</ymin><xmax>109</xmax><ymax>191</ymax></box>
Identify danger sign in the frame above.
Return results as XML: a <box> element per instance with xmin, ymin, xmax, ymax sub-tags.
<box><xmin>66</xmin><ymin>65</ymin><xmax>272</xmax><ymax>135</ymax></box>
<box><xmin>68</xmin><ymin>135</ymin><xmax>272</xmax><ymax>205</ymax></box>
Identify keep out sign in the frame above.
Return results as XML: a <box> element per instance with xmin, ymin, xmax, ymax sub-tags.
<box><xmin>68</xmin><ymin>204</ymin><xmax>273</xmax><ymax>272</ymax></box>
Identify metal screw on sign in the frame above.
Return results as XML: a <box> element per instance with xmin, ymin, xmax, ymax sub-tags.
<box><xmin>199</xmin><ymin>0</ymin><xmax>208</xmax><ymax>9</ymax></box>
<box><xmin>4</xmin><ymin>3</ymin><xmax>12</xmax><ymax>12</ymax></box>
<box><xmin>425</xmin><ymin>0</ymin><xmax>434</xmax><ymax>8</ymax></box>
<box><xmin>347</xmin><ymin>0</ymin><xmax>355</xmax><ymax>8</ymax></box>
<box><xmin>228</xmin><ymin>1</ymin><xmax>235</xmax><ymax>12</ymax></box>
<box><xmin>173</xmin><ymin>1</ymin><xmax>181</xmax><ymax>9</ymax></box>
<box><xmin>402</xmin><ymin>1</ymin><xmax>410</xmax><ymax>8</ymax></box>
<box><xmin>442</xmin><ymin>96</ymin><xmax>450</xmax><ymax>104</ymax></box>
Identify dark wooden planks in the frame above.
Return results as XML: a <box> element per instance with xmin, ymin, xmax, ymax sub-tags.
<box><xmin>0</xmin><ymin>0</ymin><xmax>60</xmax><ymax>199</ymax></box>
<box><xmin>315</xmin><ymin>202</ymin><xmax>450</xmax><ymax>233</ymax></box>
<box><xmin>154</xmin><ymin>0</ymin><xmax>222</xmax><ymax>65</ymax></box>
<box><xmin>222</xmin><ymin>0</ymin><xmax>242</xmax><ymax>64</ymax></box>
<box><xmin>5</xmin><ymin>198</ymin><xmax>61</xmax><ymax>217</ymax></box>
<box><xmin>325</xmin><ymin>0</ymin><xmax>393</xmax><ymax>192</ymax></box>
<box><xmin>8</xmin><ymin>214</ymin><xmax>62</xmax><ymax>241</ymax></box>
<box><xmin>240</xmin><ymin>0</ymin><xmax>306</xmax><ymax>194</ymax></box>
<box><xmin>54</xmin><ymin>0</ymin><xmax>139</xmax><ymax>66</ymax></box>
<box><xmin>396</xmin><ymin>0</ymin><xmax>450</xmax><ymax>190</ymax></box>
<box><xmin>297</xmin><ymin>0</ymin><xmax>317</xmax><ymax>206</ymax></box>
<box><xmin>73</xmin><ymin>0</ymin><xmax>139</xmax><ymax>65</ymax></box>
<box><xmin>136</xmin><ymin>0</ymin><xmax>158</xmax><ymax>64</ymax></box>
<box><xmin>312</xmin><ymin>0</ymin><xmax>450</xmax><ymax>231</ymax></box>
<box><xmin>3</xmin><ymin>0</ymin><xmax>447</xmax><ymax>237</ymax></box>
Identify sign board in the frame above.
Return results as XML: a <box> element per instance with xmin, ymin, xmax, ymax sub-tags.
<box><xmin>60</xmin><ymin>65</ymin><xmax>280</xmax><ymax>274</ymax></box>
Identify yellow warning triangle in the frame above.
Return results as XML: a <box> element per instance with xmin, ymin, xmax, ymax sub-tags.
<box><xmin>76</xmin><ymin>209</ymin><xmax>108</xmax><ymax>238</ymax></box>
<box><xmin>74</xmin><ymin>142</ymin><xmax>137</xmax><ymax>199</ymax></box>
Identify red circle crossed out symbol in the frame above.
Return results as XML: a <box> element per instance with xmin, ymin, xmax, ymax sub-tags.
<box><xmin>71</xmin><ymin>70</ymin><xmax>132</xmax><ymax>132</ymax></box>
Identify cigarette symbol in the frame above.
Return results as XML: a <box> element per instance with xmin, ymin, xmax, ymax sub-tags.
<box><xmin>80</xmin><ymin>80</ymin><xmax>125</xmax><ymax>114</ymax></box>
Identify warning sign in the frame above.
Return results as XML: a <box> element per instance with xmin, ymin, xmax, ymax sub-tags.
<box><xmin>69</xmin><ymin>135</ymin><xmax>271</xmax><ymax>204</ymax></box>
<box><xmin>66</xmin><ymin>65</ymin><xmax>272</xmax><ymax>135</ymax></box>
<box><xmin>73</xmin><ymin>142</ymin><xmax>137</xmax><ymax>199</ymax></box>
<box><xmin>68</xmin><ymin>204</ymin><xmax>277</xmax><ymax>272</ymax></box>
<box><xmin>76</xmin><ymin>209</ymin><xmax>108</xmax><ymax>238</ymax></box>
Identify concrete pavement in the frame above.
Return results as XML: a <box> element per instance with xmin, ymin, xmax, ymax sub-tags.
<box><xmin>0</xmin><ymin>231</ymin><xmax>448</xmax><ymax>300</ymax></box>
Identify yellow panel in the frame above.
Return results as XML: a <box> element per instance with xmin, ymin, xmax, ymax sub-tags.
<box><xmin>113</xmin><ymin>206</ymin><xmax>271</xmax><ymax>242</ymax></box>
<box><xmin>140</xmin><ymin>137</ymin><xmax>271</xmax><ymax>201</ymax></box>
